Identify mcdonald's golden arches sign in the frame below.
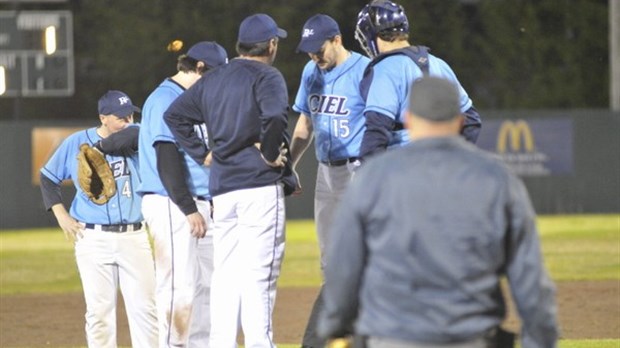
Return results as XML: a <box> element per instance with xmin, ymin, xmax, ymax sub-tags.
<box><xmin>476</xmin><ymin>118</ymin><xmax>573</xmax><ymax>176</ymax></box>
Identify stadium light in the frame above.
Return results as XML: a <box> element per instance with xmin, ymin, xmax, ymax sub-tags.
<box><xmin>45</xmin><ymin>25</ymin><xmax>57</xmax><ymax>55</ymax></box>
<box><xmin>0</xmin><ymin>66</ymin><xmax>6</xmax><ymax>95</ymax></box>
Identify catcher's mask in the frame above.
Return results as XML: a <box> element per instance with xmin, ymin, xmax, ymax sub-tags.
<box><xmin>355</xmin><ymin>0</ymin><xmax>409</xmax><ymax>58</ymax></box>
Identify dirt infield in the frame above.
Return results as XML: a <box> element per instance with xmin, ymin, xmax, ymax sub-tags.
<box><xmin>1</xmin><ymin>281</ymin><xmax>618</xmax><ymax>347</ymax></box>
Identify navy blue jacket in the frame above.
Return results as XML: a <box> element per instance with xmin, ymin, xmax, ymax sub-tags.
<box><xmin>164</xmin><ymin>58</ymin><xmax>297</xmax><ymax>196</ymax></box>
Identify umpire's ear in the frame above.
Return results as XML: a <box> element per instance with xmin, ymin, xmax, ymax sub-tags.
<box><xmin>457</xmin><ymin>113</ymin><xmax>465</xmax><ymax>129</ymax></box>
<box><xmin>404</xmin><ymin>110</ymin><xmax>413</xmax><ymax>129</ymax></box>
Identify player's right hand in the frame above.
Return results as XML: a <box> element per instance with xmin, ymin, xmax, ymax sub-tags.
<box><xmin>255</xmin><ymin>142</ymin><xmax>288</xmax><ymax>168</ymax></box>
<box><xmin>186</xmin><ymin>212</ymin><xmax>207</xmax><ymax>238</ymax></box>
<box><xmin>292</xmin><ymin>168</ymin><xmax>302</xmax><ymax>196</ymax></box>
<box><xmin>57</xmin><ymin>214</ymin><xmax>83</xmax><ymax>243</ymax></box>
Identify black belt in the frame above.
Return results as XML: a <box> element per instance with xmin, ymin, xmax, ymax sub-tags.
<box><xmin>144</xmin><ymin>192</ymin><xmax>208</xmax><ymax>202</ymax></box>
<box><xmin>320</xmin><ymin>157</ymin><xmax>359</xmax><ymax>167</ymax></box>
<box><xmin>84</xmin><ymin>222</ymin><xmax>142</xmax><ymax>232</ymax></box>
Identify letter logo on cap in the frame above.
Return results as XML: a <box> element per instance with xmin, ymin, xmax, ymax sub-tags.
<box><xmin>118</xmin><ymin>96</ymin><xmax>129</xmax><ymax>105</ymax></box>
<box><xmin>303</xmin><ymin>29</ymin><xmax>314</xmax><ymax>38</ymax></box>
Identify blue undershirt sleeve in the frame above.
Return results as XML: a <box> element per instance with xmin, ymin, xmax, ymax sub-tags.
<box><xmin>155</xmin><ymin>141</ymin><xmax>198</xmax><ymax>216</ymax></box>
<box><xmin>461</xmin><ymin>106</ymin><xmax>482</xmax><ymax>144</ymax></box>
<box><xmin>40</xmin><ymin>173</ymin><xmax>62</xmax><ymax>211</ymax></box>
<box><xmin>359</xmin><ymin>111</ymin><xmax>395</xmax><ymax>160</ymax></box>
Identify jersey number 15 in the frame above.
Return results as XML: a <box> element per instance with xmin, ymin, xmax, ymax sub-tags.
<box><xmin>332</xmin><ymin>119</ymin><xmax>350</xmax><ymax>138</ymax></box>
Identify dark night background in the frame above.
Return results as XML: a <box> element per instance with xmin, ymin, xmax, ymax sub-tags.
<box><xmin>0</xmin><ymin>0</ymin><xmax>610</xmax><ymax>121</ymax></box>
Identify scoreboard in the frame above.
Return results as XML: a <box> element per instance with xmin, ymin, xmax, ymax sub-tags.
<box><xmin>0</xmin><ymin>10</ymin><xmax>74</xmax><ymax>97</ymax></box>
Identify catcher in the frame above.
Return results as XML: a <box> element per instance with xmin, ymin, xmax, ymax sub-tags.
<box><xmin>39</xmin><ymin>90</ymin><xmax>157</xmax><ymax>348</ymax></box>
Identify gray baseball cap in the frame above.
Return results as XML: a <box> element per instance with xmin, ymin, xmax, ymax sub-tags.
<box><xmin>408</xmin><ymin>77</ymin><xmax>460</xmax><ymax>122</ymax></box>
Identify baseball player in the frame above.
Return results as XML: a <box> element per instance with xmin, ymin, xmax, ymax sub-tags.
<box><xmin>137</xmin><ymin>41</ymin><xmax>228</xmax><ymax>347</ymax></box>
<box><xmin>289</xmin><ymin>14</ymin><xmax>370</xmax><ymax>348</ymax></box>
<box><xmin>355</xmin><ymin>0</ymin><xmax>482</xmax><ymax>159</ymax></box>
<box><xmin>39</xmin><ymin>90</ymin><xmax>158</xmax><ymax>348</ymax></box>
<box><xmin>164</xmin><ymin>14</ymin><xmax>297</xmax><ymax>348</ymax></box>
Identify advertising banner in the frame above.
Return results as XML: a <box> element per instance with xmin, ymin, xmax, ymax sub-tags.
<box><xmin>476</xmin><ymin>118</ymin><xmax>573</xmax><ymax>176</ymax></box>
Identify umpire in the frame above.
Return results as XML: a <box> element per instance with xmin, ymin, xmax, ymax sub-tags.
<box><xmin>318</xmin><ymin>77</ymin><xmax>559</xmax><ymax>348</ymax></box>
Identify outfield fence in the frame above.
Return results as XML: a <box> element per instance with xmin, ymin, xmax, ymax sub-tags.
<box><xmin>1</xmin><ymin>109</ymin><xmax>619</xmax><ymax>229</ymax></box>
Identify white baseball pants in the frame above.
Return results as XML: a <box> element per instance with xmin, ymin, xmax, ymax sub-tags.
<box><xmin>209</xmin><ymin>184</ymin><xmax>286</xmax><ymax>348</ymax></box>
<box><xmin>142</xmin><ymin>194</ymin><xmax>214</xmax><ymax>348</ymax></box>
<box><xmin>75</xmin><ymin>226</ymin><xmax>158</xmax><ymax>348</ymax></box>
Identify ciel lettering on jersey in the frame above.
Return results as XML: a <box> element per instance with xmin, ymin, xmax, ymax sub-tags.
<box><xmin>308</xmin><ymin>94</ymin><xmax>349</xmax><ymax>116</ymax></box>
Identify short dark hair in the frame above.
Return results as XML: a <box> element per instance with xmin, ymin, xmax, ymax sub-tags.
<box><xmin>377</xmin><ymin>31</ymin><xmax>409</xmax><ymax>42</ymax></box>
<box><xmin>176</xmin><ymin>55</ymin><xmax>207</xmax><ymax>74</ymax></box>
<box><xmin>408</xmin><ymin>77</ymin><xmax>460</xmax><ymax>122</ymax></box>
<box><xmin>235</xmin><ymin>39</ymin><xmax>274</xmax><ymax>57</ymax></box>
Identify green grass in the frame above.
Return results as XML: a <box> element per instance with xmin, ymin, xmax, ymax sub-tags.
<box><xmin>280</xmin><ymin>220</ymin><xmax>322</xmax><ymax>287</ymax></box>
<box><xmin>1</xmin><ymin>214</ymin><xmax>619</xmax><ymax>347</ymax></box>
<box><xmin>0</xmin><ymin>228</ymin><xmax>81</xmax><ymax>294</ymax></box>
<box><xmin>555</xmin><ymin>340</ymin><xmax>620</xmax><ymax>348</ymax></box>
<box><xmin>1</xmin><ymin>215</ymin><xmax>618</xmax><ymax>292</ymax></box>
<box><xmin>537</xmin><ymin>215</ymin><xmax>620</xmax><ymax>280</ymax></box>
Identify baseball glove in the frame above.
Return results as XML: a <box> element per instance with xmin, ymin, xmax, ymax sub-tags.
<box><xmin>77</xmin><ymin>143</ymin><xmax>116</xmax><ymax>205</ymax></box>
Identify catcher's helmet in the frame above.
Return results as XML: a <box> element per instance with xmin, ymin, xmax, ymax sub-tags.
<box><xmin>355</xmin><ymin>0</ymin><xmax>409</xmax><ymax>58</ymax></box>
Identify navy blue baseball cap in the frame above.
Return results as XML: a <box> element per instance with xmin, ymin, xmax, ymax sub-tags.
<box><xmin>187</xmin><ymin>41</ymin><xmax>228</xmax><ymax>68</ymax></box>
<box><xmin>297</xmin><ymin>14</ymin><xmax>340</xmax><ymax>54</ymax></box>
<box><xmin>98</xmin><ymin>90</ymin><xmax>141</xmax><ymax>117</ymax></box>
<box><xmin>238</xmin><ymin>13</ymin><xmax>287</xmax><ymax>44</ymax></box>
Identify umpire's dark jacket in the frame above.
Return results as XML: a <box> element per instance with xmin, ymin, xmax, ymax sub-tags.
<box><xmin>318</xmin><ymin>136</ymin><xmax>559</xmax><ymax>348</ymax></box>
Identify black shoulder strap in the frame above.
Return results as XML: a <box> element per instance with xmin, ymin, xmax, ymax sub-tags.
<box><xmin>360</xmin><ymin>45</ymin><xmax>430</xmax><ymax>101</ymax></box>
<box><xmin>398</xmin><ymin>45</ymin><xmax>430</xmax><ymax>76</ymax></box>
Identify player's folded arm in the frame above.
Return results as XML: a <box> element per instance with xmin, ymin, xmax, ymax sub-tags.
<box><xmin>95</xmin><ymin>125</ymin><xmax>140</xmax><ymax>156</ymax></box>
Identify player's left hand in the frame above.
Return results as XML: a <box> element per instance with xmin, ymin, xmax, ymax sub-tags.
<box><xmin>204</xmin><ymin>151</ymin><xmax>213</xmax><ymax>166</ymax></box>
<box><xmin>186</xmin><ymin>211</ymin><xmax>207</xmax><ymax>238</ymax></box>
<box><xmin>255</xmin><ymin>142</ymin><xmax>288</xmax><ymax>168</ymax></box>
<box><xmin>77</xmin><ymin>143</ymin><xmax>117</xmax><ymax>204</ymax></box>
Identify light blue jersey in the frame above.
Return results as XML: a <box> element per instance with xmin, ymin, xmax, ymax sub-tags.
<box><xmin>365</xmin><ymin>53</ymin><xmax>473</xmax><ymax>147</ymax></box>
<box><xmin>40</xmin><ymin>127</ymin><xmax>142</xmax><ymax>224</ymax></box>
<box><xmin>293</xmin><ymin>51</ymin><xmax>370</xmax><ymax>162</ymax></box>
<box><xmin>137</xmin><ymin>78</ymin><xmax>210</xmax><ymax>198</ymax></box>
